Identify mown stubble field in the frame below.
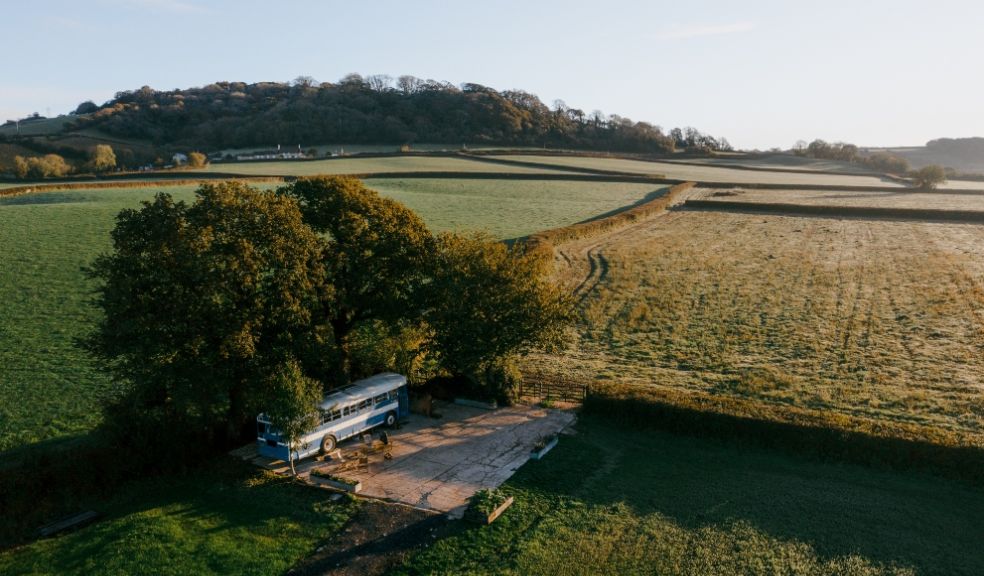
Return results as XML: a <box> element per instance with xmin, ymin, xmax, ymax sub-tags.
<box><xmin>526</xmin><ymin>210</ymin><xmax>984</xmax><ymax>440</ymax></box>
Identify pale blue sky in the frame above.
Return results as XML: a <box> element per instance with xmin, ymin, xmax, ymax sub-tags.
<box><xmin>2</xmin><ymin>0</ymin><xmax>982</xmax><ymax>149</ymax></box>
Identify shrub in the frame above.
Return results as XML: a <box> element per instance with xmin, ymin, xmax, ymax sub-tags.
<box><xmin>466</xmin><ymin>488</ymin><xmax>509</xmax><ymax>518</ymax></box>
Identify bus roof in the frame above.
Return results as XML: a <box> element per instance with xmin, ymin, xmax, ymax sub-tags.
<box><xmin>318</xmin><ymin>372</ymin><xmax>406</xmax><ymax>411</ymax></box>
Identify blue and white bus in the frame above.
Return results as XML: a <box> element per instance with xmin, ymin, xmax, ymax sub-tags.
<box><xmin>256</xmin><ymin>373</ymin><xmax>409</xmax><ymax>462</ymax></box>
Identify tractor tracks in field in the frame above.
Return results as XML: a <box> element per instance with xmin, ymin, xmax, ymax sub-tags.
<box><xmin>559</xmin><ymin>187</ymin><xmax>700</xmax><ymax>303</ymax></box>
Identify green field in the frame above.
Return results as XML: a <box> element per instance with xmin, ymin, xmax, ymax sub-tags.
<box><xmin>205</xmin><ymin>155</ymin><xmax>572</xmax><ymax>176</ymax></box>
<box><xmin>0</xmin><ymin>186</ymin><xmax>204</xmax><ymax>451</ymax></box>
<box><xmin>0</xmin><ymin>460</ymin><xmax>356</xmax><ymax>575</ymax></box>
<box><xmin>365</xmin><ymin>178</ymin><xmax>667</xmax><ymax>238</ymax></box>
<box><xmin>0</xmin><ymin>117</ymin><xmax>75</xmax><ymax>137</ymax></box>
<box><xmin>395</xmin><ymin>416</ymin><xmax>984</xmax><ymax>576</ymax></box>
<box><xmin>0</xmin><ymin>178</ymin><xmax>664</xmax><ymax>450</ymax></box>
<box><xmin>491</xmin><ymin>155</ymin><xmax>905</xmax><ymax>187</ymax></box>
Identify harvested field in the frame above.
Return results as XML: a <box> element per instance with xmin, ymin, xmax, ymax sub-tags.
<box><xmin>938</xmin><ymin>179</ymin><xmax>984</xmax><ymax>190</ymax></box>
<box><xmin>204</xmin><ymin>156</ymin><xmax>574</xmax><ymax>177</ymax></box>
<box><xmin>691</xmin><ymin>187</ymin><xmax>984</xmax><ymax>211</ymax></box>
<box><xmin>525</xmin><ymin>210</ymin><xmax>984</xmax><ymax>441</ymax></box>
<box><xmin>491</xmin><ymin>154</ymin><xmax>905</xmax><ymax>187</ymax></box>
<box><xmin>681</xmin><ymin>153</ymin><xmax>875</xmax><ymax>174</ymax></box>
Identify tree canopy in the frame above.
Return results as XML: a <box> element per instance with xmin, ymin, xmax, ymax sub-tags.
<box><xmin>279</xmin><ymin>176</ymin><xmax>434</xmax><ymax>383</ymax></box>
<box><xmin>88</xmin><ymin>176</ymin><xmax>572</xmax><ymax>454</ymax></box>
<box><xmin>911</xmin><ymin>164</ymin><xmax>947</xmax><ymax>189</ymax></box>
<box><xmin>87</xmin><ymin>182</ymin><xmax>326</xmax><ymax>450</ymax></box>
<box><xmin>88</xmin><ymin>144</ymin><xmax>117</xmax><ymax>173</ymax></box>
<box><xmin>68</xmin><ymin>75</ymin><xmax>730</xmax><ymax>154</ymax></box>
<box><xmin>425</xmin><ymin>232</ymin><xmax>572</xmax><ymax>389</ymax></box>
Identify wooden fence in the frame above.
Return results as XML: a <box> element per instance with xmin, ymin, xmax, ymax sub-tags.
<box><xmin>518</xmin><ymin>373</ymin><xmax>588</xmax><ymax>403</ymax></box>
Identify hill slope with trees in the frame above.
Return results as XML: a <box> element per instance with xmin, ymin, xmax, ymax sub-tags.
<box><xmin>1</xmin><ymin>74</ymin><xmax>731</xmax><ymax>175</ymax></box>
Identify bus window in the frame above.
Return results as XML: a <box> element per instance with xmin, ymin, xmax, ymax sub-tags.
<box><xmin>374</xmin><ymin>394</ymin><xmax>387</xmax><ymax>404</ymax></box>
<box><xmin>342</xmin><ymin>406</ymin><xmax>351</xmax><ymax>417</ymax></box>
<box><xmin>358</xmin><ymin>399</ymin><xmax>370</xmax><ymax>411</ymax></box>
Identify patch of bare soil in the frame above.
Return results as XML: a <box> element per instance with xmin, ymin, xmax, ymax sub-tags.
<box><xmin>287</xmin><ymin>501</ymin><xmax>451</xmax><ymax>576</ymax></box>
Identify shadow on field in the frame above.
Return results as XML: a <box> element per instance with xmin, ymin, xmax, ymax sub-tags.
<box><xmin>572</xmin><ymin>188</ymin><xmax>668</xmax><ymax>224</ymax></box>
<box><xmin>0</xmin><ymin>193</ymin><xmax>84</xmax><ymax>206</ymax></box>
<box><xmin>511</xmin><ymin>416</ymin><xmax>984</xmax><ymax>575</ymax></box>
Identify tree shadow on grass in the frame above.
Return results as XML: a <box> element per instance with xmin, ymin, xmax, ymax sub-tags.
<box><xmin>510</xmin><ymin>416</ymin><xmax>984</xmax><ymax>576</ymax></box>
<box><xmin>0</xmin><ymin>457</ymin><xmax>355</xmax><ymax>575</ymax></box>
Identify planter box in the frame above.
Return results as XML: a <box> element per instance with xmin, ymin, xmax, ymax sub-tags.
<box><xmin>454</xmin><ymin>397</ymin><xmax>498</xmax><ymax>410</ymax></box>
<box><xmin>529</xmin><ymin>436</ymin><xmax>559</xmax><ymax>460</ymax></box>
<box><xmin>311</xmin><ymin>475</ymin><xmax>362</xmax><ymax>493</ymax></box>
<box><xmin>467</xmin><ymin>495</ymin><xmax>514</xmax><ymax>524</ymax></box>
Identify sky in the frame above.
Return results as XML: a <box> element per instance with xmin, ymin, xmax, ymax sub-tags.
<box><xmin>2</xmin><ymin>0</ymin><xmax>983</xmax><ymax>150</ymax></box>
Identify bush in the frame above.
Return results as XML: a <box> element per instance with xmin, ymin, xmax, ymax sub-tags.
<box><xmin>478</xmin><ymin>359</ymin><xmax>523</xmax><ymax>405</ymax></box>
<box><xmin>13</xmin><ymin>154</ymin><xmax>72</xmax><ymax>179</ymax></box>
<box><xmin>465</xmin><ymin>488</ymin><xmax>509</xmax><ymax>520</ymax></box>
<box><xmin>187</xmin><ymin>151</ymin><xmax>208</xmax><ymax>168</ymax></box>
<box><xmin>910</xmin><ymin>164</ymin><xmax>947</xmax><ymax>189</ymax></box>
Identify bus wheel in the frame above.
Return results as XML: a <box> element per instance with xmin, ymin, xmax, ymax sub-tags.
<box><xmin>320</xmin><ymin>434</ymin><xmax>337</xmax><ymax>455</ymax></box>
<box><xmin>385</xmin><ymin>412</ymin><xmax>397</xmax><ymax>428</ymax></box>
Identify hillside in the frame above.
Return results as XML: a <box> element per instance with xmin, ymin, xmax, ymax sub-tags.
<box><xmin>873</xmin><ymin>137</ymin><xmax>984</xmax><ymax>174</ymax></box>
<box><xmin>0</xmin><ymin>75</ymin><xmax>731</xmax><ymax>173</ymax></box>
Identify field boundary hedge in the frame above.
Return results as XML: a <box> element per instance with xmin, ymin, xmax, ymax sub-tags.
<box><xmin>522</xmin><ymin>182</ymin><xmax>696</xmax><ymax>256</ymax></box>
<box><xmin>684</xmin><ymin>198</ymin><xmax>984</xmax><ymax>223</ymax></box>
<box><xmin>468</xmin><ymin>149</ymin><xmax>905</xmax><ymax>179</ymax></box>
<box><xmin>0</xmin><ymin>177</ymin><xmax>287</xmax><ymax>199</ymax></box>
<box><xmin>583</xmin><ymin>382</ymin><xmax>984</xmax><ymax>486</ymax></box>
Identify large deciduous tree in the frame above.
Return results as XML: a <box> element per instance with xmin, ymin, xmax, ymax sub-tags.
<box><xmin>88</xmin><ymin>144</ymin><xmax>117</xmax><ymax>173</ymax></box>
<box><xmin>424</xmin><ymin>232</ymin><xmax>572</xmax><ymax>399</ymax></box>
<box><xmin>911</xmin><ymin>164</ymin><xmax>947</xmax><ymax>189</ymax></box>
<box><xmin>87</xmin><ymin>182</ymin><xmax>326</xmax><ymax>452</ymax></box>
<box><xmin>279</xmin><ymin>176</ymin><xmax>433</xmax><ymax>383</ymax></box>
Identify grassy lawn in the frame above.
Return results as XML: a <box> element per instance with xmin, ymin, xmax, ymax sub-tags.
<box><xmin>395</xmin><ymin>416</ymin><xmax>984</xmax><ymax>576</ymax></box>
<box><xmin>364</xmin><ymin>178</ymin><xmax>667</xmax><ymax>239</ymax></box>
<box><xmin>527</xmin><ymin>210</ymin><xmax>984</xmax><ymax>440</ymax></box>
<box><xmin>0</xmin><ymin>460</ymin><xmax>357</xmax><ymax>576</ymax></box>
<box><xmin>491</xmin><ymin>155</ymin><xmax>903</xmax><ymax>188</ymax></box>
<box><xmin>204</xmin><ymin>155</ymin><xmax>573</xmax><ymax>176</ymax></box>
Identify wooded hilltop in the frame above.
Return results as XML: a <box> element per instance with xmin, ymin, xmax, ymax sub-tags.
<box><xmin>66</xmin><ymin>74</ymin><xmax>730</xmax><ymax>154</ymax></box>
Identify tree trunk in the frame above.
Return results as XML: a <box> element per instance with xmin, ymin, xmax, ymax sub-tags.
<box><xmin>227</xmin><ymin>381</ymin><xmax>246</xmax><ymax>445</ymax></box>
<box><xmin>330</xmin><ymin>315</ymin><xmax>354</xmax><ymax>383</ymax></box>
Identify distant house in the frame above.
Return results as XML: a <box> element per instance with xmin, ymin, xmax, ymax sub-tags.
<box><xmin>172</xmin><ymin>153</ymin><xmax>188</xmax><ymax>165</ymax></box>
<box><xmin>235</xmin><ymin>144</ymin><xmax>308</xmax><ymax>161</ymax></box>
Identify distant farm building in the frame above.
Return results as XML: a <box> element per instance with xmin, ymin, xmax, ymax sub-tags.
<box><xmin>236</xmin><ymin>144</ymin><xmax>308</xmax><ymax>161</ymax></box>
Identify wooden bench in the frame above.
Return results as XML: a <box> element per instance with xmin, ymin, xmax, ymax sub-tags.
<box><xmin>38</xmin><ymin>510</ymin><xmax>100</xmax><ymax>538</ymax></box>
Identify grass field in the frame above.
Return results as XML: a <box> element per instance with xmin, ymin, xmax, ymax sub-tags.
<box><xmin>395</xmin><ymin>416</ymin><xmax>984</xmax><ymax>576</ymax></box>
<box><xmin>365</xmin><ymin>178</ymin><xmax>667</xmax><ymax>239</ymax></box>
<box><xmin>526</xmin><ymin>209</ymin><xmax>984</xmax><ymax>440</ymax></box>
<box><xmin>0</xmin><ymin>117</ymin><xmax>75</xmax><ymax>137</ymax></box>
<box><xmin>0</xmin><ymin>186</ymin><xmax>204</xmax><ymax>451</ymax></box>
<box><xmin>0</xmin><ymin>460</ymin><xmax>356</xmax><ymax>575</ymax></box>
<box><xmin>491</xmin><ymin>155</ymin><xmax>906</xmax><ymax>187</ymax></box>
<box><xmin>205</xmin><ymin>155</ymin><xmax>573</xmax><ymax>176</ymax></box>
<box><xmin>0</xmin><ymin>178</ymin><xmax>666</xmax><ymax>450</ymax></box>
<box><xmin>692</xmin><ymin>187</ymin><xmax>984</xmax><ymax>211</ymax></box>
